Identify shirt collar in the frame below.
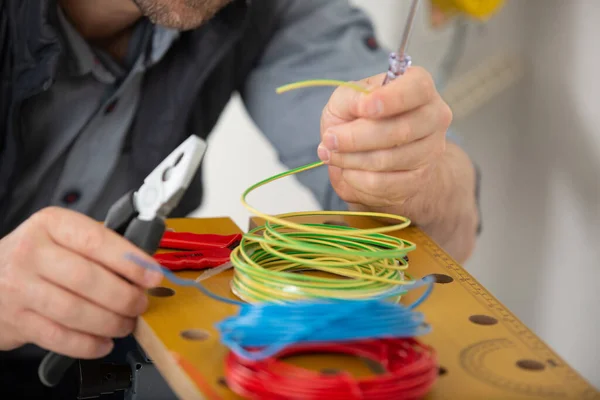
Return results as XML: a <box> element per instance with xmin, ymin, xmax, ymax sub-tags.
<box><xmin>56</xmin><ymin>5</ymin><xmax>180</xmax><ymax>81</ymax></box>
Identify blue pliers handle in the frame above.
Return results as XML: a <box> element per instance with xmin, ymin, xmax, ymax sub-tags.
<box><xmin>38</xmin><ymin>135</ymin><xmax>207</xmax><ymax>388</ymax></box>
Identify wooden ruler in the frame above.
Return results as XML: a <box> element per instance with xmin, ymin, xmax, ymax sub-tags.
<box><xmin>134</xmin><ymin>216</ymin><xmax>599</xmax><ymax>400</ymax></box>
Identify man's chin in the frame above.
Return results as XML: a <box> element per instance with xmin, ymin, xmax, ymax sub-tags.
<box><xmin>146</xmin><ymin>12</ymin><xmax>208</xmax><ymax>30</ymax></box>
<box><xmin>133</xmin><ymin>0</ymin><xmax>233</xmax><ymax>31</ymax></box>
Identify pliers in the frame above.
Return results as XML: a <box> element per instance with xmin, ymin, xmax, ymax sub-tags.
<box><xmin>155</xmin><ymin>231</ymin><xmax>242</xmax><ymax>271</ymax></box>
<box><xmin>38</xmin><ymin>135</ymin><xmax>208</xmax><ymax>388</ymax></box>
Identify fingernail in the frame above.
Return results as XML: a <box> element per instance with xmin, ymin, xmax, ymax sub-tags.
<box><xmin>323</xmin><ymin>132</ymin><xmax>338</xmax><ymax>151</ymax></box>
<box><xmin>144</xmin><ymin>268</ymin><xmax>163</xmax><ymax>287</ymax></box>
<box><xmin>366</xmin><ymin>98</ymin><xmax>383</xmax><ymax>117</ymax></box>
<box><xmin>317</xmin><ymin>145</ymin><xmax>330</xmax><ymax>162</ymax></box>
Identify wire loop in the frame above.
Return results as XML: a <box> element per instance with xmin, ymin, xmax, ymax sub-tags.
<box><xmin>224</xmin><ymin>338</ymin><xmax>439</xmax><ymax>400</ymax></box>
<box><xmin>230</xmin><ymin>161</ymin><xmax>420</xmax><ymax>303</ymax></box>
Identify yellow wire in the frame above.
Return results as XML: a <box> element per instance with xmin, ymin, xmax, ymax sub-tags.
<box><xmin>276</xmin><ymin>79</ymin><xmax>370</xmax><ymax>95</ymax></box>
<box><xmin>227</xmin><ymin>79</ymin><xmax>417</xmax><ymax>304</ymax></box>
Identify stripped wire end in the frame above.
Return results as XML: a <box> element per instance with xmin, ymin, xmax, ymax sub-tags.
<box><xmin>383</xmin><ymin>52</ymin><xmax>412</xmax><ymax>85</ymax></box>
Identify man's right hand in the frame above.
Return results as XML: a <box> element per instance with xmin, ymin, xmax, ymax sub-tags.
<box><xmin>0</xmin><ymin>207</ymin><xmax>163</xmax><ymax>359</ymax></box>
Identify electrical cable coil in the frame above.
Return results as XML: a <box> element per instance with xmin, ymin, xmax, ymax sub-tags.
<box><xmin>230</xmin><ymin>158</ymin><xmax>420</xmax><ymax>304</ymax></box>
<box><xmin>126</xmin><ymin>255</ymin><xmax>435</xmax><ymax>362</ymax></box>
<box><xmin>224</xmin><ymin>338</ymin><xmax>439</xmax><ymax>400</ymax></box>
<box><xmin>125</xmin><ymin>72</ymin><xmax>441</xmax><ymax>400</ymax></box>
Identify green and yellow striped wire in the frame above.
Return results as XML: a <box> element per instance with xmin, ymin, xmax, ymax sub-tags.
<box><xmin>228</xmin><ymin>80</ymin><xmax>417</xmax><ymax>304</ymax></box>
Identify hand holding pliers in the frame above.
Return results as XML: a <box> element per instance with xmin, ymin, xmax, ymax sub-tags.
<box><xmin>38</xmin><ymin>135</ymin><xmax>208</xmax><ymax>388</ymax></box>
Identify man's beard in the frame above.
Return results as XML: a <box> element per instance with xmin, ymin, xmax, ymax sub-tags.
<box><xmin>132</xmin><ymin>0</ymin><xmax>233</xmax><ymax>30</ymax></box>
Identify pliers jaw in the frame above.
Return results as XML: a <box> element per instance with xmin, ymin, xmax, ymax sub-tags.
<box><xmin>134</xmin><ymin>135</ymin><xmax>207</xmax><ymax>221</ymax></box>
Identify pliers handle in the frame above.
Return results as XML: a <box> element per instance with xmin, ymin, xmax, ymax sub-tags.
<box><xmin>38</xmin><ymin>135</ymin><xmax>207</xmax><ymax>388</ymax></box>
<box><xmin>37</xmin><ymin>191</ymin><xmax>168</xmax><ymax>388</ymax></box>
<box><xmin>159</xmin><ymin>232</ymin><xmax>241</xmax><ymax>251</ymax></box>
<box><xmin>105</xmin><ymin>190</ymin><xmax>166</xmax><ymax>253</ymax></box>
<box><xmin>154</xmin><ymin>248</ymin><xmax>233</xmax><ymax>271</ymax></box>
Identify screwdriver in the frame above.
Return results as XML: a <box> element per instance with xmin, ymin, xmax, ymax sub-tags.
<box><xmin>382</xmin><ymin>0</ymin><xmax>421</xmax><ymax>85</ymax></box>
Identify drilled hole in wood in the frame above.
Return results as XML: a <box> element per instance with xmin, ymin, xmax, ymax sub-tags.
<box><xmin>516</xmin><ymin>359</ymin><xmax>545</xmax><ymax>371</ymax></box>
<box><xmin>324</xmin><ymin>220</ymin><xmax>350</xmax><ymax>227</ymax></box>
<box><xmin>469</xmin><ymin>315</ymin><xmax>498</xmax><ymax>326</ymax></box>
<box><xmin>180</xmin><ymin>329</ymin><xmax>210</xmax><ymax>341</ymax></box>
<box><xmin>217</xmin><ymin>377</ymin><xmax>228</xmax><ymax>387</ymax></box>
<box><xmin>425</xmin><ymin>273</ymin><xmax>454</xmax><ymax>284</ymax></box>
<box><xmin>438</xmin><ymin>367</ymin><xmax>448</xmax><ymax>376</ymax></box>
<box><xmin>147</xmin><ymin>287</ymin><xmax>175</xmax><ymax>297</ymax></box>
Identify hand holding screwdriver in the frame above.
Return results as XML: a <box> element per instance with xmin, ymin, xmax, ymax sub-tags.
<box><xmin>317</xmin><ymin>0</ymin><xmax>478</xmax><ymax>263</ymax></box>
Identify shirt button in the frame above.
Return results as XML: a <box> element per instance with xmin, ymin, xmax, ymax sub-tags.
<box><xmin>104</xmin><ymin>98</ymin><xmax>119</xmax><ymax>114</ymax></box>
<box><xmin>364</xmin><ymin>35</ymin><xmax>379</xmax><ymax>51</ymax></box>
<box><xmin>42</xmin><ymin>78</ymin><xmax>53</xmax><ymax>91</ymax></box>
<box><xmin>62</xmin><ymin>190</ymin><xmax>81</xmax><ymax>205</ymax></box>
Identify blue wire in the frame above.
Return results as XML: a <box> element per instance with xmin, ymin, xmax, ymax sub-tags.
<box><xmin>126</xmin><ymin>254</ymin><xmax>245</xmax><ymax>307</ymax></box>
<box><xmin>126</xmin><ymin>253</ymin><xmax>434</xmax><ymax>361</ymax></box>
<box><xmin>218</xmin><ymin>299</ymin><xmax>431</xmax><ymax>360</ymax></box>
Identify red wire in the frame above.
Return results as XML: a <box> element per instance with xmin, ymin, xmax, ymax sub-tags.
<box><xmin>224</xmin><ymin>338</ymin><xmax>438</xmax><ymax>400</ymax></box>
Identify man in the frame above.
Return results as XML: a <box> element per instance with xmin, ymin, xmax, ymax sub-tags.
<box><xmin>0</xmin><ymin>0</ymin><xmax>480</xmax><ymax>397</ymax></box>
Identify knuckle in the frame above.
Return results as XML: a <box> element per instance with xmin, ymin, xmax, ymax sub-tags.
<box><xmin>371</xmin><ymin>150</ymin><xmax>394</xmax><ymax>172</ymax></box>
<box><xmin>9</xmin><ymin>235</ymin><xmax>34</xmax><ymax>266</ymax></box>
<box><xmin>395</xmin><ymin>119</ymin><xmax>412</xmax><ymax>145</ymax></box>
<box><xmin>105</xmin><ymin>315</ymin><xmax>133</xmax><ymax>337</ymax></box>
<box><xmin>346</xmin><ymin>130</ymin><xmax>359</xmax><ymax>153</ymax></box>
<box><xmin>364</xmin><ymin>172</ymin><xmax>384</xmax><ymax>193</ymax></box>
<box><xmin>371</xmin><ymin>153</ymin><xmax>387</xmax><ymax>172</ymax></box>
<box><xmin>126</xmin><ymin>262</ymin><xmax>147</xmax><ymax>285</ymax></box>
<box><xmin>68</xmin><ymin>265</ymin><xmax>94</xmax><ymax>291</ymax></box>
<box><xmin>418</xmin><ymin>71</ymin><xmax>435</xmax><ymax>102</ymax></box>
<box><xmin>29</xmin><ymin>206</ymin><xmax>63</xmax><ymax>230</ymax></box>
<box><xmin>33</xmin><ymin>207</ymin><xmax>105</xmax><ymax>254</ymax></box>
<box><xmin>321</xmin><ymin>104</ymin><xmax>334</xmax><ymax>132</ymax></box>
<box><xmin>439</xmin><ymin>102</ymin><xmax>453</xmax><ymax>128</ymax></box>
<box><xmin>54</xmin><ymin>296</ymin><xmax>79</xmax><ymax>322</ymax></box>
<box><xmin>77</xmin><ymin>337</ymin><xmax>108</xmax><ymax>359</ymax></box>
<box><xmin>121</xmin><ymin>287</ymin><xmax>144</xmax><ymax>316</ymax></box>
<box><xmin>0</xmin><ymin>269</ymin><xmax>23</xmax><ymax>303</ymax></box>
<box><xmin>74</xmin><ymin>227</ymin><xmax>105</xmax><ymax>255</ymax></box>
<box><xmin>413</xmin><ymin>165</ymin><xmax>434</xmax><ymax>184</ymax></box>
<box><xmin>40</xmin><ymin>322</ymin><xmax>67</xmax><ymax>349</ymax></box>
<box><xmin>402</xmin><ymin>118</ymin><xmax>414</xmax><ymax>143</ymax></box>
<box><xmin>435</xmin><ymin>138</ymin><xmax>447</xmax><ymax>157</ymax></box>
<box><xmin>3</xmin><ymin>238</ymin><xmax>33</xmax><ymax>277</ymax></box>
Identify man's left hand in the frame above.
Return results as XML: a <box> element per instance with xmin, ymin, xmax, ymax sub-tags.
<box><xmin>319</xmin><ymin>67</ymin><xmax>479</xmax><ymax>263</ymax></box>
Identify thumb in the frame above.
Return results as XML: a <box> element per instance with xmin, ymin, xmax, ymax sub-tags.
<box><xmin>320</xmin><ymin>73</ymin><xmax>386</xmax><ymax>134</ymax></box>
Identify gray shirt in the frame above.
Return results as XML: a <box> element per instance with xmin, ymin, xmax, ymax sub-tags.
<box><xmin>6</xmin><ymin>7</ymin><xmax>180</xmax><ymax>230</ymax></box>
<box><xmin>7</xmin><ymin>1</ymin><xmax>454</xmax><ymax>231</ymax></box>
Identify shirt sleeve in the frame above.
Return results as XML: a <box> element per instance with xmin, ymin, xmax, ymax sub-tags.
<box><xmin>240</xmin><ymin>0</ymin><xmax>466</xmax><ymax>212</ymax></box>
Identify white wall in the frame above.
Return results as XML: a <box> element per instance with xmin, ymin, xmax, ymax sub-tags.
<box><xmin>445</xmin><ymin>0</ymin><xmax>600</xmax><ymax>387</ymax></box>
<box><xmin>192</xmin><ymin>0</ymin><xmax>599</xmax><ymax>387</ymax></box>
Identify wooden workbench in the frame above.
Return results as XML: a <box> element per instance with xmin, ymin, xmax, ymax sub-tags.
<box><xmin>134</xmin><ymin>216</ymin><xmax>599</xmax><ymax>399</ymax></box>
